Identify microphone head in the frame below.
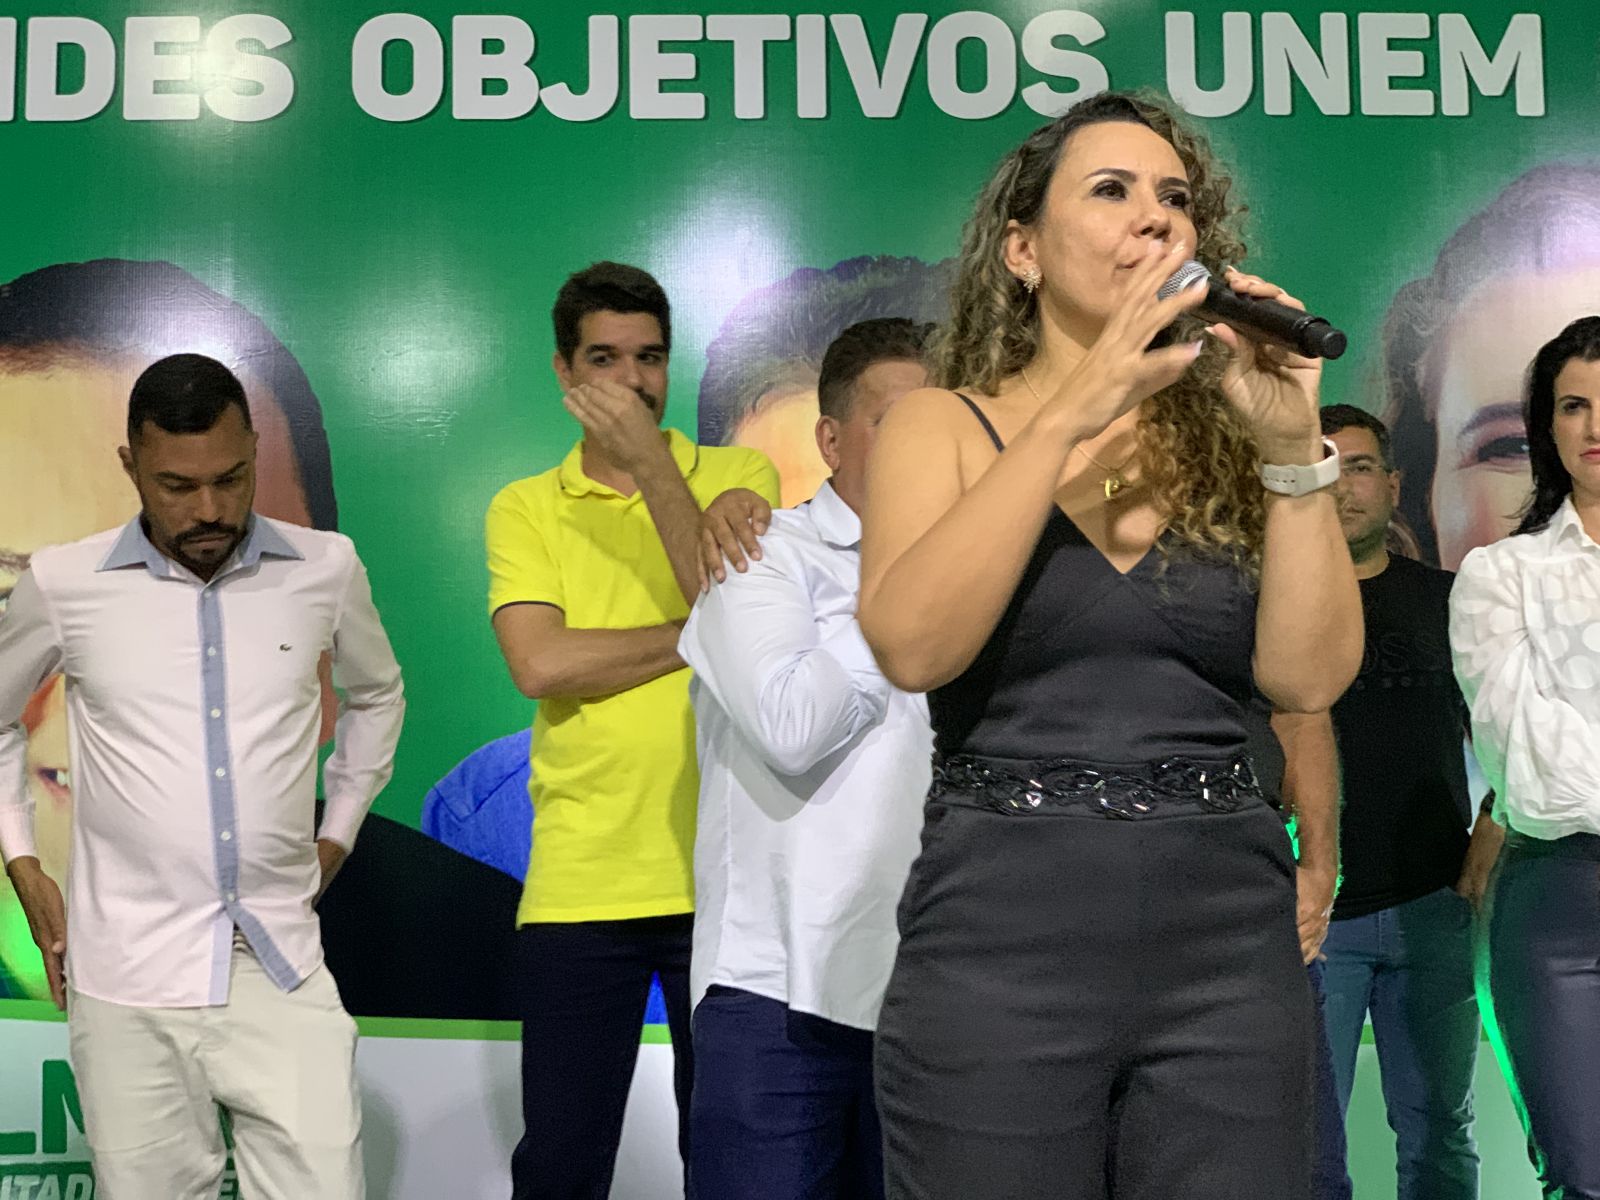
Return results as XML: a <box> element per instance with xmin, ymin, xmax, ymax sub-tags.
<box><xmin>1156</xmin><ymin>259</ymin><xmax>1211</xmax><ymax>301</ymax></box>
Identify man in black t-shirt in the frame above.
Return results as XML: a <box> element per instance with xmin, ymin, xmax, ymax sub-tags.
<box><xmin>1319</xmin><ymin>405</ymin><xmax>1480</xmax><ymax>1200</ymax></box>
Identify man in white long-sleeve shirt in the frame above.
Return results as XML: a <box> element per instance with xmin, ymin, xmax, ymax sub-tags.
<box><xmin>679</xmin><ymin>318</ymin><xmax>934</xmax><ymax>1199</ymax></box>
<box><xmin>0</xmin><ymin>353</ymin><xmax>404</xmax><ymax>1200</ymax></box>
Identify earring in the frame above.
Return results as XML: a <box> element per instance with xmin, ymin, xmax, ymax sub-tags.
<box><xmin>1020</xmin><ymin>265</ymin><xmax>1041</xmax><ymax>294</ymax></box>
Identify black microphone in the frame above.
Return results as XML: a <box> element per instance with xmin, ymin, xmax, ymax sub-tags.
<box><xmin>1158</xmin><ymin>261</ymin><xmax>1347</xmax><ymax>360</ymax></box>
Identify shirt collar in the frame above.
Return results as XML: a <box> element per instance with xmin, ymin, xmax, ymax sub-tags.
<box><xmin>97</xmin><ymin>518</ymin><xmax>169</xmax><ymax>575</ymax></box>
<box><xmin>237</xmin><ymin>517</ymin><xmax>304</xmax><ymax>568</ymax></box>
<box><xmin>804</xmin><ymin>481</ymin><xmax>862</xmax><ymax>549</ymax></box>
<box><xmin>557</xmin><ymin>428</ymin><xmax>699</xmax><ymax>499</ymax></box>
<box><xmin>1547</xmin><ymin>496</ymin><xmax>1593</xmax><ymax>548</ymax></box>
<box><xmin>96</xmin><ymin>515</ymin><xmax>303</xmax><ymax>578</ymax></box>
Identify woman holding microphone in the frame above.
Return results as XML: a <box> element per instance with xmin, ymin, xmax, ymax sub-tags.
<box><xmin>857</xmin><ymin>91</ymin><xmax>1361</xmax><ymax>1198</ymax></box>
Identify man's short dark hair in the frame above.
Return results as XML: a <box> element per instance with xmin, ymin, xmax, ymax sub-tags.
<box><xmin>1320</xmin><ymin>403</ymin><xmax>1394</xmax><ymax>469</ymax></box>
<box><xmin>128</xmin><ymin>354</ymin><xmax>251</xmax><ymax>443</ymax></box>
<box><xmin>817</xmin><ymin>318</ymin><xmax>933</xmax><ymax>421</ymax></box>
<box><xmin>0</xmin><ymin>259</ymin><xmax>338</xmax><ymax>530</ymax></box>
<box><xmin>698</xmin><ymin>256</ymin><xmax>953</xmax><ymax>445</ymax></box>
<box><xmin>551</xmin><ymin>262</ymin><xmax>671</xmax><ymax>363</ymax></box>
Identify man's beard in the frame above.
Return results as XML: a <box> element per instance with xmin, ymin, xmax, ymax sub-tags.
<box><xmin>170</xmin><ymin>521</ymin><xmax>247</xmax><ymax>574</ymax></box>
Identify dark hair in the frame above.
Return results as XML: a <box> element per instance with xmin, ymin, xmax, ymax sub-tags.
<box><xmin>698</xmin><ymin>256</ymin><xmax>954</xmax><ymax>445</ymax></box>
<box><xmin>1379</xmin><ymin>163</ymin><xmax>1600</xmax><ymax>563</ymax></box>
<box><xmin>0</xmin><ymin>259</ymin><xmax>338</xmax><ymax>530</ymax></box>
<box><xmin>128</xmin><ymin>353</ymin><xmax>250</xmax><ymax>442</ymax></box>
<box><xmin>816</xmin><ymin>318</ymin><xmax>933</xmax><ymax>421</ymax></box>
<box><xmin>1319</xmin><ymin>403</ymin><xmax>1394</xmax><ymax>469</ymax></box>
<box><xmin>1515</xmin><ymin>315</ymin><xmax>1600</xmax><ymax>535</ymax></box>
<box><xmin>551</xmin><ymin>262</ymin><xmax>671</xmax><ymax>363</ymax></box>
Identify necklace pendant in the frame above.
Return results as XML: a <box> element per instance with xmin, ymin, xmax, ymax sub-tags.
<box><xmin>1104</xmin><ymin>473</ymin><xmax>1127</xmax><ymax>500</ymax></box>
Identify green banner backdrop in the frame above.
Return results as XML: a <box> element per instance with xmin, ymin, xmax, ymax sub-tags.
<box><xmin>0</xmin><ymin>2</ymin><xmax>1591</xmax><ymax>1192</ymax></box>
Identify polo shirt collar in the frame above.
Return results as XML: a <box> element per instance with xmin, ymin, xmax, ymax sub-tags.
<box><xmin>805</xmin><ymin>480</ymin><xmax>862</xmax><ymax>550</ymax></box>
<box><xmin>557</xmin><ymin>428</ymin><xmax>699</xmax><ymax>498</ymax></box>
<box><xmin>97</xmin><ymin>514</ymin><xmax>303</xmax><ymax>578</ymax></box>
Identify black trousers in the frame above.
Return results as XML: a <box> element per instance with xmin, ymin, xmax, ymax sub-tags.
<box><xmin>510</xmin><ymin>914</ymin><xmax>694</xmax><ymax>1200</ymax></box>
<box><xmin>876</xmin><ymin>792</ymin><xmax>1315</xmax><ymax>1200</ymax></box>
<box><xmin>1483</xmin><ymin>832</ymin><xmax>1600</xmax><ymax>1200</ymax></box>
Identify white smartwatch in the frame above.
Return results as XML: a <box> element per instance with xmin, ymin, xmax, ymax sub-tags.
<box><xmin>1258</xmin><ymin>438</ymin><xmax>1340</xmax><ymax>497</ymax></box>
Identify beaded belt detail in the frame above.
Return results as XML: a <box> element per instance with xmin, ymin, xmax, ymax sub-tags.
<box><xmin>929</xmin><ymin>753</ymin><xmax>1262</xmax><ymax>819</ymax></box>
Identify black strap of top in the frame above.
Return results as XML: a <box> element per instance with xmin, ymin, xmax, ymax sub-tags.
<box><xmin>954</xmin><ymin>393</ymin><xmax>1005</xmax><ymax>452</ymax></box>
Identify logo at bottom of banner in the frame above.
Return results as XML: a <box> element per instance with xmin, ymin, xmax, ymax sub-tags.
<box><xmin>0</xmin><ymin>1161</ymin><xmax>241</xmax><ymax>1199</ymax></box>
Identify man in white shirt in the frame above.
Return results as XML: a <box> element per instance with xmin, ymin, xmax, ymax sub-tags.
<box><xmin>679</xmin><ymin>318</ymin><xmax>934</xmax><ymax>1199</ymax></box>
<box><xmin>0</xmin><ymin>353</ymin><xmax>404</xmax><ymax>1200</ymax></box>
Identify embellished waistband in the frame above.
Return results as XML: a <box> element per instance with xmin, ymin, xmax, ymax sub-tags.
<box><xmin>928</xmin><ymin>752</ymin><xmax>1264</xmax><ymax>819</ymax></box>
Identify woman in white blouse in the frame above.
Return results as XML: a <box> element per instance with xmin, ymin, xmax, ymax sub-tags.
<box><xmin>1450</xmin><ymin>315</ymin><xmax>1600</xmax><ymax>1200</ymax></box>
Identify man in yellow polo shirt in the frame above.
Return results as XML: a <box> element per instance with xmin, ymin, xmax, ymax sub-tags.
<box><xmin>486</xmin><ymin>261</ymin><xmax>779</xmax><ymax>1199</ymax></box>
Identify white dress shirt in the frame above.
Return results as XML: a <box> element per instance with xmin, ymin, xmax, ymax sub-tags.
<box><xmin>679</xmin><ymin>482</ymin><xmax>932</xmax><ymax>1032</ymax></box>
<box><xmin>0</xmin><ymin>517</ymin><xmax>405</xmax><ymax>1007</ymax></box>
<box><xmin>1451</xmin><ymin>497</ymin><xmax>1600</xmax><ymax>840</ymax></box>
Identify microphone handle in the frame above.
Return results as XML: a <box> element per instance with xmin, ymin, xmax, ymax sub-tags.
<box><xmin>1202</xmin><ymin>282</ymin><xmax>1347</xmax><ymax>360</ymax></box>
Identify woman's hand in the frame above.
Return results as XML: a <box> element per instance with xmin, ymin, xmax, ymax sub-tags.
<box><xmin>1039</xmin><ymin>238</ymin><xmax>1209</xmax><ymax>443</ymax></box>
<box><xmin>1208</xmin><ymin>268</ymin><xmax>1324</xmax><ymax>462</ymax></box>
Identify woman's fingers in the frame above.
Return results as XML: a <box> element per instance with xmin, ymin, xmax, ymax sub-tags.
<box><xmin>1139</xmin><ymin>339</ymin><xmax>1206</xmax><ymax>394</ymax></box>
<box><xmin>1128</xmin><ymin>237</ymin><xmax>1190</xmax><ymax>302</ymax></box>
<box><xmin>1222</xmin><ymin>266</ymin><xmax>1307</xmax><ymax>313</ymax></box>
<box><xmin>1109</xmin><ymin>240</ymin><xmax>1197</xmax><ymax>348</ymax></box>
<box><xmin>1133</xmin><ymin>277</ymin><xmax>1209</xmax><ymax>345</ymax></box>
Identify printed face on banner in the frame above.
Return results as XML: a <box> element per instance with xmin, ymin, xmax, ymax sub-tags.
<box><xmin>734</xmin><ymin>384</ymin><xmax>834</xmax><ymax>508</ymax></box>
<box><xmin>1426</xmin><ymin>265</ymin><xmax>1600</xmax><ymax>568</ymax></box>
<box><xmin>699</xmin><ymin>256</ymin><xmax>954</xmax><ymax>508</ymax></box>
<box><xmin>0</xmin><ymin>277</ymin><xmax>326</xmax><ymax>1001</ymax></box>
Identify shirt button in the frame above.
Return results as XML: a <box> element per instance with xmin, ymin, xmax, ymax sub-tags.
<box><xmin>219</xmin><ymin>830</ymin><xmax>232</xmax><ymax>842</ymax></box>
<box><xmin>210</xmin><ymin>708</ymin><xmax>222</xmax><ymax>719</ymax></box>
<box><xmin>214</xmin><ymin>767</ymin><xmax>226</xmax><ymax>778</ymax></box>
<box><xmin>225</xmin><ymin>891</ymin><xmax>237</xmax><ymax>903</ymax></box>
<box><xmin>207</xmin><ymin>646</ymin><xmax>217</xmax><ymax>657</ymax></box>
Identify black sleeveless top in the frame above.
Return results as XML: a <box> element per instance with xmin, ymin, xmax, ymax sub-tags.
<box><xmin>930</xmin><ymin>396</ymin><xmax>1259</xmax><ymax>766</ymax></box>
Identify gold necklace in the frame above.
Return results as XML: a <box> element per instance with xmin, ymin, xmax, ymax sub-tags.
<box><xmin>1020</xmin><ymin>368</ymin><xmax>1137</xmax><ymax>500</ymax></box>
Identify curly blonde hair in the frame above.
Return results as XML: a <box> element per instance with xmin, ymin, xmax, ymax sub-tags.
<box><xmin>934</xmin><ymin>91</ymin><xmax>1265</xmax><ymax>568</ymax></box>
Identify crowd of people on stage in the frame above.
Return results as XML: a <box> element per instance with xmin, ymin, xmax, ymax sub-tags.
<box><xmin>2</xmin><ymin>89</ymin><xmax>1598</xmax><ymax>1200</ymax></box>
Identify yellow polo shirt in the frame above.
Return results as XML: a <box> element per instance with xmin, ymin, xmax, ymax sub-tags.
<box><xmin>486</xmin><ymin>429</ymin><xmax>780</xmax><ymax>925</ymax></box>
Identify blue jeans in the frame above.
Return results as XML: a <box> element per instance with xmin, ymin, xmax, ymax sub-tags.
<box><xmin>691</xmin><ymin>986</ymin><xmax>882</xmax><ymax>1200</ymax></box>
<box><xmin>1322</xmin><ymin>887</ymin><xmax>1480</xmax><ymax>1200</ymax></box>
<box><xmin>1308</xmin><ymin>959</ymin><xmax>1353</xmax><ymax>1200</ymax></box>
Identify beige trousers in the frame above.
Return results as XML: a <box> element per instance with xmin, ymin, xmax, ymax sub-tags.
<box><xmin>67</xmin><ymin>935</ymin><xmax>364</xmax><ymax>1200</ymax></box>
